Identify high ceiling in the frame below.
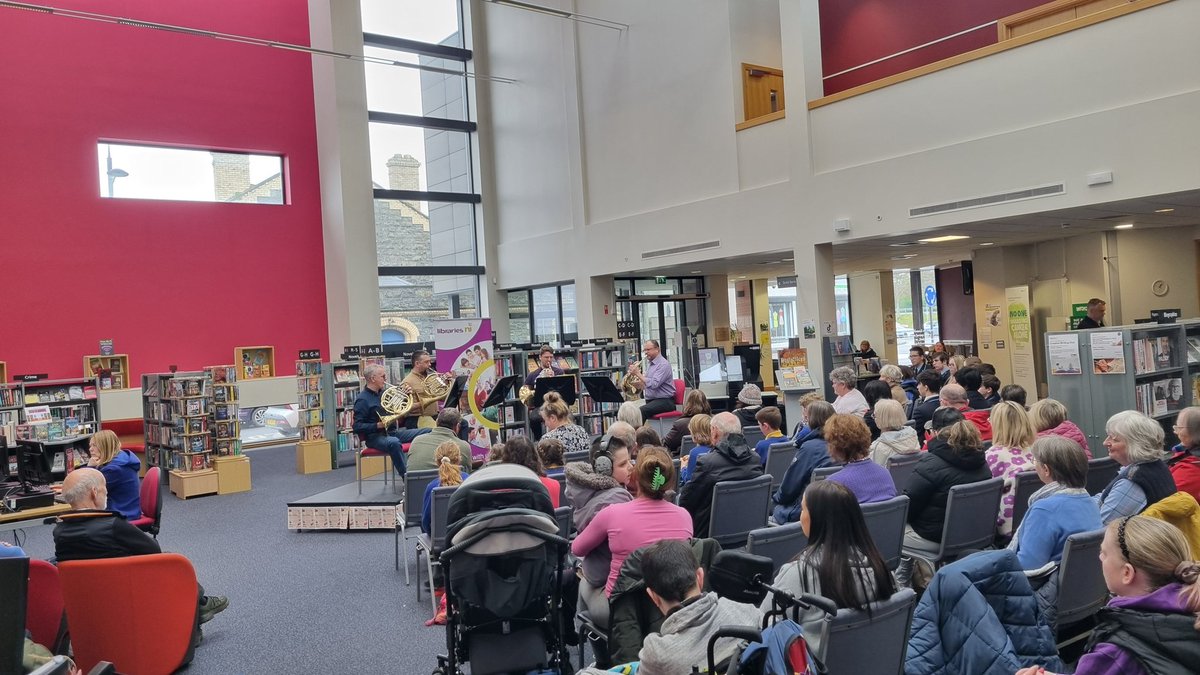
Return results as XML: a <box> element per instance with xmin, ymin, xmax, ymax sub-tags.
<box><xmin>626</xmin><ymin>190</ymin><xmax>1200</xmax><ymax>280</ymax></box>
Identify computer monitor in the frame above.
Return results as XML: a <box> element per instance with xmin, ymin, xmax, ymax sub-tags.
<box><xmin>698</xmin><ymin>347</ymin><xmax>726</xmax><ymax>383</ymax></box>
<box><xmin>726</xmin><ymin>355</ymin><xmax>745</xmax><ymax>382</ymax></box>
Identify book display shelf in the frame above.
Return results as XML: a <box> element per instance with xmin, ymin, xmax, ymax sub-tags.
<box><xmin>323</xmin><ymin>357</ymin><xmax>384</xmax><ymax>469</ymax></box>
<box><xmin>83</xmin><ymin>354</ymin><xmax>130</xmax><ymax>390</ymax></box>
<box><xmin>296</xmin><ymin>357</ymin><xmax>331</xmax><ymax>474</ymax></box>
<box><xmin>1047</xmin><ymin>320</ymin><xmax>1200</xmax><ymax>455</ymax></box>
<box><xmin>207</xmin><ymin>364</ymin><xmax>250</xmax><ymax>496</ymax></box>
<box><xmin>0</xmin><ymin>383</ymin><xmax>23</xmax><ymax>449</ymax></box>
<box><xmin>234</xmin><ymin>345</ymin><xmax>275</xmax><ymax>380</ymax></box>
<box><xmin>493</xmin><ymin>346</ymin><xmax>528</xmax><ymax>442</ymax></box>
<box><xmin>20</xmin><ymin>379</ymin><xmax>100</xmax><ymax>440</ymax></box>
<box><xmin>576</xmin><ymin>342</ymin><xmax>627</xmax><ymax>435</ymax></box>
<box><xmin>163</xmin><ymin>374</ymin><xmax>219</xmax><ymax>499</ymax></box>
<box><xmin>142</xmin><ymin>373</ymin><xmax>176</xmax><ymax>471</ymax></box>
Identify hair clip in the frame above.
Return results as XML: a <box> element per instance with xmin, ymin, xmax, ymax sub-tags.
<box><xmin>1117</xmin><ymin>516</ymin><xmax>1132</xmax><ymax>562</ymax></box>
<box><xmin>651</xmin><ymin>466</ymin><xmax>666</xmax><ymax>492</ymax></box>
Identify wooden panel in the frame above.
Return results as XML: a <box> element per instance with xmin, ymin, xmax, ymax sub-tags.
<box><xmin>735</xmin><ymin>110</ymin><xmax>786</xmax><ymax>132</ymax></box>
<box><xmin>741</xmin><ymin>63</ymin><xmax>785</xmax><ymax>123</ymax></box>
<box><xmin>1000</xmin><ymin>0</ymin><xmax>1144</xmax><ymax>40</ymax></box>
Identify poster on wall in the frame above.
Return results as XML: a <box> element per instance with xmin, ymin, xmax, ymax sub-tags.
<box><xmin>435</xmin><ymin>318</ymin><xmax>496</xmax><ymax>462</ymax></box>
<box><xmin>1090</xmin><ymin>331</ymin><xmax>1127</xmax><ymax>374</ymax></box>
<box><xmin>1005</xmin><ymin>286</ymin><xmax>1038</xmax><ymax>400</ymax></box>
<box><xmin>980</xmin><ymin>304</ymin><xmax>1002</xmax><ymax>346</ymax></box>
<box><xmin>1047</xmin><ymin>333</ymin><xmax>1082</xmax><ymax>375</ymax></box>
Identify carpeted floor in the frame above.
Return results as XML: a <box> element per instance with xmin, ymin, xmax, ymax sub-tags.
<box><xmin>15</xmin><ymin>444</ymin><xmax>465</xmax><ymax>673</ymax></box>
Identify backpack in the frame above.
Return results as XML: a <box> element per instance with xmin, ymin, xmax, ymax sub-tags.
<box><xmin>733</xmin><ymin>621</ymin><xmax>819</xmax><ymax>675</ymax></box>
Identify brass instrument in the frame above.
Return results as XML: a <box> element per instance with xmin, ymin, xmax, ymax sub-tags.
<box><xmin>376</xmin><ymin>371</ymin><xmax>454</xmax><ymax>427</ymax></box>
<box><xmin>519</xmin><ymin>368</ymin><xmax>555</xmax><ymax>406</ymax></box>
<box><xmin>424</xmin><ymin>370</ymin><xmax>454</xmax><ymax>400</ymax></box>
<box><xmin>620</xmin><ymin>358</ymin><xmax>648</xmax><ymax>401</ymax></box>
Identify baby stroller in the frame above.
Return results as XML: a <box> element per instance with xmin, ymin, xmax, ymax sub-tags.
<box><xmin>433</xmin><ymin>463</ymin><xmax>571</xmax><ymax>675</ymax></box>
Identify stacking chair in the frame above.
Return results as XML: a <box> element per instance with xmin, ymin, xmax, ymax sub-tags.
<box><xmin>861</xmin><ymin>495</ymin><xmax>910</xmax><ymax>571</ymax></box>
<box><xmin>886</xmin><ymin>453</ymin><xmax>921</xmax><ymax>492</ymax></box>
<box><xmin>26</xmin><ymin>560</ymin><xmax>67</xmax><ymax>655</ymax></box>
<box><xmin>564</xmin><ymin>449</ymin><xmax>591</xmax><ymax>465</ymax></box>
<box><xmin>680</xmin><ymin>434</ymin><xmax>697</xmax><ymax>458</ymax></box>
<box><xmin>400</xmin><ymin>469</ymin><xmax>439</xmax><ymax>584</ymax></box>
<box><xmin>708</xmin><ymin>475</ymin><xmax>772</xmax><ymax>548</ymax></box>
<box><xmin>741</xmin><ymin>425</ymin><xmax>765</xmax><ymax>449</ymax></box>
<box><xmin>554</xmin><ymin>505</ymin><xmax>574</xmax><ymax>539</ymax></box>
<box><xmin>821</xmin><ymin>588</ymin><xmax>919</xmax><ymax>674</ymax></box>
<box><xmin>746</xmin><ymin>522</ymin><xmax>808</xmax><ymax>574</ymax></box>
<box><xmin>1086</xmin><ymin>456</ymin><xmax>1119</xmax><ymax>496</ymax></box>
<box><xmin>811</xmin><ymin>465</ymin><xmax>842</xmax><ymax>482</ymax></box>
<box><xmin>0</xmin><ymin>556</ymin><xmax>29</xmax><ymax>675</ymax></box>
<box><xmin>357</xmin><ymin>446</ymin><xmax>396</xmax><ymax>495</ymax></box>
<box><xmin>764</xmin><ymin>441</ymin><xmax>795</xmax><ymax>494</ymax></box>
<box><xmin>648</xmin><ymin>379</ymin><xmax>686</xmax><ymax>435</ymax></box>
<box><xmin>550</xmin><ymin>472</ymin><xmax>567</xmax><ymax>504</ymax></box>
<box><xmin>59</xmin><ymin>554</ymin><xmax>198</xmax><ymax>674</ymax></box>
<box><xmin>1009</xmin><ymin>470</ymin><xmax>1043</xmax><ymax>532</ymax></box>
<box><xmin>416</xmin><ymin>486</ymin><xmax>456</xmax><ymax>614</ymax></box>
<box><xmin>1054</xmin><ymin>529</ymin><xmax>1108</xmax><ymax>647</ymax></box>
<box><xmin>902</xmin><ymin>477</ymin><xmax>1004</xmax><ymax>569</ymax></box>
<box><xmin>128</xmin><ymin>466</ymin><xmax>162</xmax><ymax>537</ymax></box>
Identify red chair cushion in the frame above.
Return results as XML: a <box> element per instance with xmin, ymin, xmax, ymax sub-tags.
<box><xmin>402</xmin><ymin>443</ymin><xmax>412</xmax><ymax>453</ymax></box>
<box><xmin>361</xmin><ymin>448</ymin><xmax>387</xmax><ymax>457</ymax></box>
<box><xmin>128</xmin><ymin>516</ymin><xmax>153</xmax><ymax>528</ymax></box>
<box><xmin>26</xmin><ymin>560</ymin><xmax>64</xmax><ymax>652</ymax></box>
<box><xmin>59</xmin><ymin>554</ymin><xmax>198</xmax><ymax>673</ymax></box>
<box><xmin>652</xmin><ymin>411</ymin><xmax>683</xmax><ymax>420</ymax></box>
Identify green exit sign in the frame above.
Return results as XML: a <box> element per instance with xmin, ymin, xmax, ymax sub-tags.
<box><xmin>655</xmin><ymin>276</ymin><xmax>667</xmax><ymax>285</ymax></box>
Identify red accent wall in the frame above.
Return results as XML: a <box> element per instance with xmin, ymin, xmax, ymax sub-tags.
<box><xmin>819</xmin><ymin>0</ymin><xmax>1047</xmax><ymax>95</ymax></box>
<box><xmin>0</xmin><ymin>0</ymin><xmax>328</xmax><ymax>382</ymax></box>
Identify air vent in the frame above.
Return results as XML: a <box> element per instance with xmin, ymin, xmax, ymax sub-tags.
<box><xmin>910</xmin><ymin>183</ymin><xmax>1065</xmax><ymax>218</ymax></box>
<box><xmin>641</xmin><ymin>240</ymin><xmax>720</xmax><ymax>260</ymax></box>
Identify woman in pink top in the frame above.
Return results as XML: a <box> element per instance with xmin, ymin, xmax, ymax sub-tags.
<box><xmin>572</xmin><ymin>445</ymin><xmax>693</xmax><ymax>595</ymax></box>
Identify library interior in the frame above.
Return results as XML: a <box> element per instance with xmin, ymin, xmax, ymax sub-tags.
<box><xmin>4</xmin><ymin>0</ymin><xmax>1200</xmax><ymax>673</ymax></box>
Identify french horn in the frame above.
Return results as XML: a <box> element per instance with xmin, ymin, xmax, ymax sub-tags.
<box><xmin>377</xmin><ymin>384</ymin><xmax>412</xmax><ymax>427</ymax></box>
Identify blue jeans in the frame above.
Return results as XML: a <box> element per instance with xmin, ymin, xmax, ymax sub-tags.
<box><xmin>365</xmin><ymin>427</ymin><xmax>430</xmax><ymax>476</ymax></box>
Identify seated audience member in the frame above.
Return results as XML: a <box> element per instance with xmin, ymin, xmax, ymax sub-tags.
<box><xmin>733</xmin><ymin>384</ymin><xmax>763</xmax><ymax>427</ymax></box>
<box><xmin>766</xmin><ymin>481</ymin><xmax>896</xmax><ymax>660</ymax></box>
<box><xmin>1010</xmin><ymin>436</ymin><xmax>1102</xmax><ymax>570</ymax></box>
<box><xmin>606</xmin><ymin>421</ymin><xmax>638</xmax><ymax>460</ymax></box>
<box><xmin>421</xmin><ymin>442</ymin><xmax>468</xmax><ymax>533</ymax></box>
<box><xmin>790</xmin><ymin>392</ymin><xmax>825</xmax><ymax>440</ymax></box>
<box><xmin>663</xmin><ymin>389</ymin><xmax>711</xmax><ymax>455</ymax></box>
<box><xmin>680</xmin><ymin>414</ymin><xmax>713</xmax><ymax>484</ymax></box>
<box><xmin>485</xmin><ymin>443</ymin><xmax>504</xmax><ymax>464</ymax></box>
<box><xmin>1001</xmin><ymin>384</ymin><xmax>1028</xmax><ymax>408</ymax></box>
<box><xmin>932</xmin><ymin>341</ymin><xmax>948</xmax><ymax>356</ymax></box>
<box><xmin>407</xmin><ymin>408</ymin><xmax>472</xmax><ymax>473</ymax></box>
<box><xmin>1168</xmin><ymin>406</ymin><xmax>1200</xmax><ymax>501</ymax></box>
<box><xmin>932</xmin><ymin>352</ymin><xmax>951</xmax><ymax>385</ymax></box>
<box><xmin>0</xmin><ymin>540</ymin><xmax>26</xmax><ymax>558</ymax></box>
<box><xmin>824</xmin><ymin>414</ymin><xmax>896</xmax><ymax>504</ymax></box>
<box><xmin>536</xmin><ymin>437</ymin><xmax>566</xmax><ymax>476</ymax></box>
<box><xmin>955</xmin><ymin>367</ymin><xmax>990</xmax><ymax>410</ymax></box>
<box><xmin>53</xmin><ymin>469</ymin><xmax>229</xmax><ymax>623</ymax></box>
<box><xmin>680</xmin><ymin>412</ymin><xmax>763</xmax><ymax>536</ymax></box>
<box><xmin>1016</xmin><ymin>516</ymin><xmax>1200</xmax><ymax>675</ymax></box>
<box><xmin>773</xmin><ymin>402</ymin><xmax>834</xmax><ymax>524</ymax></box>
<box><xmin>861</xmin><ymin>379</ymin><xmax>892</xmax><ymax>440</ymax></box>
<box><xmin>636</xmin><ymin>425</ymin><xmax>662</xmax><ymax>450</ymax></box>
<box><xmin>573</xmin><ymin>447</ymin><xmax>692</xmax><ymax>598</ymax></box>
<box><xmin>986</xmin><ymin>401</ymin><xmax>1038</xmax><ymax>537</ymax></box>
<box><xmin>617</xmin><ymin>401</ymin><xmax>643</xmax><ymax>429</ymax></box>
<box><xmin>500</xmin><ymin>436</ymin><xmax>560</xmax><ymax>508</ymax></box>
<box><xmin>937</xmin><ymin>383</ymin><xmax>992</xmax><ymax>442</ymax></box>
<box><xmin>979</xmin><ymin>374</ymin><xmax>1002</xmax><ymax>408</ymax></box>
<box><xmin>752</xmin><ymin>406</ymin><xmax>785</xmax><ymax>465</ymax></box>
<box><xmin>910</xmin><ymin>370</ymin><xmax>943</xmax><ymax>435</ymax></box>
<box><xmin>896</xmin><ymin>411</ymin><xmax>992</xmax><ymax>587</ymax></box>
<box><xmin>620</xmin><ymin>539</ymin><xmax>760</xmax><ymax>675</ymax></box>
<box><xmin>869</xmin><ymin>399</ymin><xmax>920</xmax><ymax>466</ymax></box>
<box><xmin>829</xmin><ymin>367</ymin><xmax>868</xmax><ymax>417</ymax></box>
<box><xmin>1095</xmin><ymin>410</ymin><xmax>1177</xmax><ymax>524</ymax></box>
<box><xmin>564</xmin><ymin>435</ymin><xmax>633</xmax><ymax>628</ymax></box>
<box><xmin>879</xmin><ymin>364</ymin><xmax>909</xmax><ymax>405</ymax></box>
<box><xmin>948</xmin><ymin>354</ymin><xmax>966</xmax><ymax>383</ymax></box>
<box><xmin>1030</xmin><ymin>398</ymin><xmax>1091</xmax><ymax>457</ymax></box>
<box><xmin>87</xmin><ymin>429</ymin><xmax>141</xmax><ymax>520</ymax></box>
<box><xmin>856</xmin><ymin>340</ymin><xmax>878</xmax><ymax>359</ymax></box>
<box><xmin>540</xmin><ymin>391</ymin><xmax>593</xmax><ymax>456</ymax></box>
<box><xmin>963</xmin><ymin>356</ymin><xmax>983</xmax><ymax>369</ymax></box>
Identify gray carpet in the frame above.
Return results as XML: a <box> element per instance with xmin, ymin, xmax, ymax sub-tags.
<box><xmin>15</xmin><ymin>445</ymin><xmax>460</xmax><ymax>673</ymax></box>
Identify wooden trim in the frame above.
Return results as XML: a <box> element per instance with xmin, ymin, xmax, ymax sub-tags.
<box><xmin>809</xmin><ymin>0</ymin><xmax>1171</xmax><ymax>110</ymax></box>
<box><xmin>741</xmin><ymin>62</ymin><xmax>785</xmax><ymax>125</ymax></box>
<box><xmin>998</xmin><ymin>0</ymin><xmax>1136</xmax><ymax>41</ymax></box>
<box><xmin>735</xmin><ymin>110</ymin><xmax>786</xmax><ymax>131</ymax></box>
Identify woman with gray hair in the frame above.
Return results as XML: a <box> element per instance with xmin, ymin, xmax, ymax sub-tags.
<box><xmin>617</xmin><ymin>400</ymin><xmax>643</xmax><ymax>429</ymax></box>
<box><xmin>879</xmin><ymin>364</ymin><xmax>908</xmax><ymax>404</ymax></box>
<box><xmin>829</xmin><ymin>366</ymin><xmax>868</xmax><ymax>417</ymax></box>
<box><xmin>1094</xmin><ymin>410</ymin><xmax>1177</xmax><ymax>524</ymax></box>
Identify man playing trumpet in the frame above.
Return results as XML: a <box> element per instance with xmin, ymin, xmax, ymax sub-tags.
<box><xmin>524</xmin><ymin>345</ymin><xmax>564</xmax><ymax>439</ymax></box>
<box><xmin>352</xmin><ymin>363</ymin><xmax>431</xmax><ymax>478</ymax></box>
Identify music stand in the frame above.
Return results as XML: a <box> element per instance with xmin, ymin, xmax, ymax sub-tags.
<box><xmin>482</xmin><ymin>374</ymin><xmax>520</xmax><ymax>409</ymax></box>
<box><xmin>580</xmin><ymin>375</ymin><xmax>625</xmax><ymax>405</ymax></box>
<box><xmin>533</xmin><ymin>375</ymin><xmax>577</xmax><ymax>407</ymax></box>
<box><xmin>441</xmin><ymin>375</ymin><xmax>470</xmax><ymax>407</ymax></box>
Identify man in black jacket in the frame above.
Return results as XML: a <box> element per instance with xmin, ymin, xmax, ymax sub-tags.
<box><xmin>678</xmin><ymin>412</ymin><xmax>763</xmax><ymax>536</ymax></box>
<box><xmin>53</xmin><ymin>469</ymin><xmax>229</xmax><ymax>625</ymax></box>
<box><xmin>910</xmin><ymin>370</ymin><xmax>943</xmax><ymax>435</ymax></box>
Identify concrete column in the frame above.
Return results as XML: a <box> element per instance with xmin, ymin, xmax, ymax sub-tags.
<box><xmin>794</xmin><ymin>243</ymin><xmax>836</xmax><ymax>382</ymax></box>
<box><xmin>309</xmin><ymin>0</ymin><xmax>380</xmax><ymax>351</ymax></box>
<box><xmin>752</xmin><ymin>279</ymin><xmax>774</xmax><ymax>388</ymax></box>
<box><xmin>848</xmin><ymin>271</ymin><xmax>898</xmax><ymax>364</ymax></box>
<box><xmin>707</xmin><ymin>274</ymin><xmax>731</xmax><ymax>350</ymax></box>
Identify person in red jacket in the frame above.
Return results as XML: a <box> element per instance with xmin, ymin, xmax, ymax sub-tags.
<box><xmin>928</xmin><ymin>384</ymin><xmax>992</xmax><ymax>445</ymax></box>
<box><xmin>1168</xmin><ymin>406</ymin><xmax>1200</xmax><ymax>501</ymax></box>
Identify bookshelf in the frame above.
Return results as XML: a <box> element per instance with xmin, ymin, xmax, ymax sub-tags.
<box><xmin>141</xmin><ymin>373</ymin><xmax>176</xmax><ymax>471</ymax></box>
<box><xmin>325</xmin><ymin>360</ymin><xmax>365</xmax><ymax>468</ymax></box>
<box><xmin>20</xmin><ymin>378</ymin><xmax>100</xmax><ymax>438</ymax></box>
<box><xmin>83</xmin><ymin>354</ymin><xmax>131</xmax><ymax>390</ymax></box>
<box><xmin>576</xmin><ymin>342</ymin><xmax>627</xmax><ymax>435</ymax></box>
<box><xmin>296</xmin><ymin>357</ymin><xmax>331</xmax><ymax>473</ymax></box>
<box><xmin>165</xmin><ymin>374</ymin><xmax>218</xmax><ymax>499</ymax></box>
<box><xmin>0</xmin><ymin>383</ymin><xmax>23</xmax><ymax>449</ymax></box>
<box><xmin>493</xmin><ymin>346</ymin><xmax>528</xmax><ymax>442</ymax></box>
<box><xmin>1046</xmin><ymin>321</ymin><xmax>1200</xmax><ymax>456</ymax></box>
<box><xmin>234</xmin><ymin>345</ymin><xmax>276</xmax><ymax>380</ymax></box>
<box><xmin>206</xmin><ymin>365</ymin><xmax>241</xmax><ymax>458</ymax></box>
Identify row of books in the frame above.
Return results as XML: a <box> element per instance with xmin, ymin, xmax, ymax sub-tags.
<box><xmin>208</xmin><ymin>365</ymin><xmax>238</xmax><ymax>383</ymax></box>
<box><xmin>1133</xmin><ymin>377</ymin><xmax>1184</xmax><ymax>417</ymax></box>
<box><xmin>498</xmin><ymin>406</ymin><xmax>523</xmax><ymax>425</ymax></box>
<box><xmin>527</xmin><ymin>355</ymin><xmax>579</xmax><ymax>372</ymax></box>
<box><xmin>215</xmin><ymin>439</ymin><xmax>241</xmax><ymax>456</ymax></box>
<box><xmin>334</xmin><ymin>388</ymin><xmax>358</xmax><ymax>407</ymax></box>
<box><xmin>296</xmin><ymin>361</ymin><xmax>322</xmax><ymax>377</ymax></box>
<box><xmin>213</xmin><ymin>385</ymin><xmax>236</xmax><ymax>404</ymax></box>
<box><xmin>167</xmin><ymin>377</ymin><xmax>208</xmax><ymax>399</ymax></box>
<box><xmin>336</xmin><ymin>409</ymin><xmax>355</xmax><ymax>431</ymax></box>
<box><xmin>579</xmin><ymin>349</ymin><xmax>624</xmax><ymax>370</ymax></box>
<box><xmin>333</xmin><ymin>365</ymin><xmax>361</xmax><ymax>385</ymax></box>
<box><xmin>168</xmin><ymin>452</ymin><xmax>211</xmax><ymax>472</ymax></box>
<box><xmin>146</xmin><ymin>401</ymin><xmax>174</xmax><ymax>423</ymax></box>
<box><xmin>213</xmin><ymin>421</ymin><xmax>239</xmax><ymax>439</ymax></box>
<box><xmin>175</xmin><ymin>417</ymin><xmax>209</xmax><ymax>435</ymax></box>
<box><xmin>297</xmin><ymin>376</ymin><xmax>321</xmax><ymax>393</ymax></box>
<box><xmin>0</xmin><ymin>387</ymin><xmax>21</xmax><ymax>408</ymax></box>
<box><xmin>24</xmin><ymin>384</ymin><xmax>95</xmax><ymax>404</ymax></box>
<box><xmin>299</xmin><ymin>393</ymin><xmax>322</xmax><ymax>410</ymax></box>
<box><xmin>1132</xmin><ymin>336</ymin><xmax>1175</xmax><ymax>375</ymax></box>
<box><xmin>214</xmin><ymin>404</ymin><xmax>237</xmax><ymax>421</ymax></box>
<box><xmin>582</xmin><ymin>416</ymin><xmax>612</xmax><ymax>435</ymax></box>
<box><xmin>302</xmin><ymin>426</ymin><xmax>326</xmax><ymax>441</ymax></box>
<box><xmin>334</xmin><ymin>431</ymin><xmax>365</xmax><ymax>453</ymax></box>
<box><xmin>15</xmin><ymin>418</ymin><xmax>90</xmax><ymax>442</ymax></box>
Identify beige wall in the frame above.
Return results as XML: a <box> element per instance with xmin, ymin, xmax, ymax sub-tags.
<box><xmin>1115</xmin><ymin>228</ymin><xmax>1200</xmax><ymax>322</ymax></box>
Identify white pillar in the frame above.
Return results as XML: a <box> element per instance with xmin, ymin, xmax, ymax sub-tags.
<box><xmin>794</xmin><ymin>243</ymin><xmax>836</xmax><ymax>381</ymax></box>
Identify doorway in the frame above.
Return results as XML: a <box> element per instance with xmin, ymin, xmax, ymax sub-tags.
<box><xmin>615</xmin><ymin>277</ymin><xmax>708</xmax><ymax>386</ymax></box>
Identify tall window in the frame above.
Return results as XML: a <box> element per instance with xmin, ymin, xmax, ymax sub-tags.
<box><xmin>506</xmin><ymin>284</ymin><xmax>577</xmax><ymax>346</ymax></box>
<box><xmin>362</xmin><ymin>1</ymin><xmax>485</xmax><ymax>345</ymax></box>
<box><xmin>892</xmin><ymin>267</ymin><xmax>941</xmax><ymax>355</ymax></box>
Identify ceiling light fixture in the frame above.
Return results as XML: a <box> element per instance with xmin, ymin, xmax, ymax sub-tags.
<box><xmin>1115</xmin><ymin>223</ymin><xmax>1134</xmax><ymax>230</ymax></box>
<box><xmin>918</xmin><ymin>235</ymin><xmax>970</xmax><ymax>243</ymax></box>
<box><xmin>979</xmin><ymin>242</ymin><xmax>994</xmax><ymax>246</ymax></box>
<box><xmin>689</xmin><ymin>270</ymin><xmax>703</xmax><ymax>274</ymax></box>
<box><xmin>1155</xmin><ymin>208</ymin><xmax>1176</xmax><ymax>213</ymax></box>
<box><xmin>782</xmin><ymin>257</ymin><xmax>794</xmax><ymax>261</ymax></box>
<box><xmin>890</xmin><ymin>254</ymin><xmax>918</xmax><ymax>260</ymax></box>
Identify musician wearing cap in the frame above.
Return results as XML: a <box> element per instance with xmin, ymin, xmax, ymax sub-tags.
<box><xmin>352</xmin><ymin>363</ymin><xmax>431</xmax><ymax>478</ymax></box>
<box><xmin>523</xmin><ymin>345</ymin><xmax>565</xmax><ymax>439</ymax></box>
<box><xmin>633</xmin><ymin>340</ymin><xmax>676</xmax><ymax>421</ymax></box>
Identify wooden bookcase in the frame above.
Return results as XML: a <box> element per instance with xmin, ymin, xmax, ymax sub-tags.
<box><xmin>83</xmin><ymin>354</ymin><xmax>131</xmax><ymax>390</ymax></box>
<box><xmin>234</xmin><ymin>345</ymin><xmax>276</xmax><ymax>380</ymax></box>
<box><xmin>0</xmin><ymin>362</ymin><xmax>7</xmax><ymax>385</ymax></box>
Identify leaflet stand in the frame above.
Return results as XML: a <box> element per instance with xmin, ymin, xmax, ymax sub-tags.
<box><xmin>533</xmin><ymin>375</ymin><xmax>577</xmax><ymax>407</ymax></box>
<box><xmin>580</xmin><ymin>375</ymin><xmax>625</xmax><ymax>405</ymax></box>
<box><xmin>482</xmin><ymin>375</ymin><xmax>520</xmax><ymax>409</ymax></box>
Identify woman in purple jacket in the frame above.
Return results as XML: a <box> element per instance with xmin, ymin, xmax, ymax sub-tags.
<box><xmin>1016</xmin><ymin>515</ymin><xmax>1200</xmax><ymax>675</ymax></box>
<box><xmin>824</xmin><ymin>414</ymin><xmax>896</xmax><ymax>504</ymax></box>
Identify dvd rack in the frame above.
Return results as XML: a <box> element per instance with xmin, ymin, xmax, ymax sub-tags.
<box><xmin>206</xmin><ymin>365</ymin><xmax>241</xmax><ymax>458</ymax></box>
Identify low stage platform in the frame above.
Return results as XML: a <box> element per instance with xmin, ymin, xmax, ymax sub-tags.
<box><xmin>286</xmin><ymin>481</ymin><xmax>406</xmax><ymax>572</ymax></box>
